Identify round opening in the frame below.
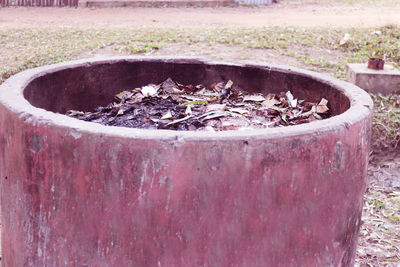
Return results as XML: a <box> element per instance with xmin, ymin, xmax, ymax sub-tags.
<box><xmin>23</xmin><ymin>58</ymin><xmax>351</xmax><ymax>123</ymax></box>
<box><xmin>0</xmin><ymin>57</ymin><xmax>373</xmax><ymax>140</ymax></box>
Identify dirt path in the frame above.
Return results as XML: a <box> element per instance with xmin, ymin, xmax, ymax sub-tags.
<box><xmin>1</xmin><ymin>1</ymin><xmax>400</xmax><ymax>28</ymax></box>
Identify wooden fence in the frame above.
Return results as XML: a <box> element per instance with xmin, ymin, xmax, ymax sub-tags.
<box><xmin>0</xmin><ymin>0</ymin><xmax>78</xmax><ymax>7</ymax></box>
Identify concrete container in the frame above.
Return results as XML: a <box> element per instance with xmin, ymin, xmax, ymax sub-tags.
<box><xmin>0</xmin><ymin>57</ymin><xmax>372</xmax><ymax>266</ymax></box>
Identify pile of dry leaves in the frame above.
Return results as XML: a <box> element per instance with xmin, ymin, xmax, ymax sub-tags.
<box><xmin>67</xmin><ymin>78</ymin><xmax>331</xmax><ymax>131</ymax></box>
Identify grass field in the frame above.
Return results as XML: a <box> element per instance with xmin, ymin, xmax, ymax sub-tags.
<box><xmin>1</xmin><ymin>26</ymin><xmax>399</xmax><ymax>80</ymax></box>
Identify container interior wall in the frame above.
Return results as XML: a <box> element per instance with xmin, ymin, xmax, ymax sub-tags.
<box><xmin>23</xmin><ymin>61</ymin><xmax>350</xmax><ymax>116</ymax></box>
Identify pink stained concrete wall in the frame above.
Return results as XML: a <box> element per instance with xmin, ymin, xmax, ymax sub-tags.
<box><xmin>0</xmin><ymin>57</ymin><xmax>372</xmax><ymax>266</ymax></box>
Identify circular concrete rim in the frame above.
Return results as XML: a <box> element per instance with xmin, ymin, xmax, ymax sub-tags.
<box><xmin>0</xmin><ymin>56</ymin><xmax>373</xmax><ymax>141</ymax></box>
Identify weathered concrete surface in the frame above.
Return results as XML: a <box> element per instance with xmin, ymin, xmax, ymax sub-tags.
<box><xmin>0</xmin><ymin>57</ymin><xmax>372</xmax><ymax>266</ymax></box>
<box><xmin>346</xmin><ymin>63</ymin><xmax>400</xmax><ymax>95</ymax></box>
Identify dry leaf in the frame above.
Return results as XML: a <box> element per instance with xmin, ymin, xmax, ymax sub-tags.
<box><xmin>243</xmin><ymin>95</ymin><xmax>266</xmax><ymax>102</ymax></box>
<box><xmin>160</xmin><ymin>78</ymin><xmax>179</xmax><ymax>94</ymax></box>
<box><xmin>67</xmin><ymin>110</ymin><xmax>85</xmax><ymax>116</ymax></box>
<box><xmin>141</xmin><ymin>85</ymin><xmax>158</xmax><ymax>97</ymax></box>
<box><xmin>316</xmin><ymin>98</ymin><xmax>329</xmax><ymax>113</ymax></box>
<box><xmin>127</xmin><ymin>94</ymin><xmax>144</xmax><ymax>104</ymax></box>
<box><xmin>229</xmin><ymin>108</ymin><xmax>249</xmax><ymax>115</ymax></box>
<box><xmin>262</xmin><ymin>98</ymin><xmax>280</xmax><ymax>108</ymax></box>
<box><xmin>161</xmin><ymin>110</ymin><xmax>173</xmax><ymax>120</ymax></box>
<box><xmin>206</xmin><ymin>104</ymin><xmax>226</xmax><ymax>112</ymax></box>
<box><xmin>185</xmin><ymin>105</ymin><xmax>192</xmax><ymax>115</ymax></box>
<box><xmin>115</xmin><ymin>91</ymin><xmax>134</xmax><ymax>101</ymax></box>
<box><xmin>265</xmin><ymin>93</ymin><xmax>276</xmax><ymax>100</ymax></box>
<box><xmin>225</xmin><ymin>80</ymin><xmax>234</xmax><ymax>89</ymax></box>
<box><xmin>211</xmin><ymin>82</ymin><xmax>225</xmax><ymax>92</ymax></box>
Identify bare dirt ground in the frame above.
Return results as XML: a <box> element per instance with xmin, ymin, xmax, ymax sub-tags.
<box><xmin>1</xmin><ymin>0</ymin><xmax>400</xmax><ymax>29</ymax></box>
